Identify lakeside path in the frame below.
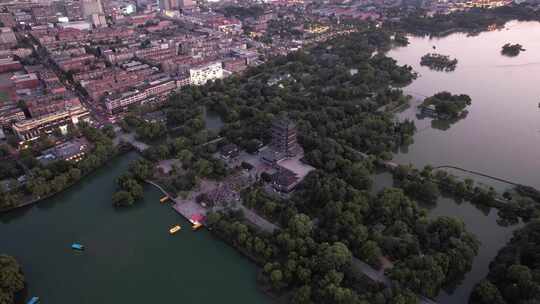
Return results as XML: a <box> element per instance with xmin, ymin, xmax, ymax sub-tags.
<box><xmin>147</xmin><ymin>179</ymin><xmax>278</xmax><ymax>232</ymax></box>
<box><xmin>238</xmin><ymin>204</ymin><xmax>279</xmax><ymax>233</ymax></box>
<box><xmin>146</xmin><ymin>178</ymin><xmax>437</xmax><ymax>304</ymax></box>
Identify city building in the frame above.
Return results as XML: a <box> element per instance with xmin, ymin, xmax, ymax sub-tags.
<box><xmin>38</xmin><ymin>138</ymin><xmax>89</xmax><ymax>164</ymax></box>
<box><xmin>271</xmin><ymin>166</ymin><xmax>300</xmax><ymax>193</ymax></box>
<box><xmin>189</xmin><ymin>61</ymin><xmax>223</xmax><ymax>86</ymax></box>
<box><xmin>179</xmin><ymin>0</ymin><xmax>194</xmax><ymax>9</ymax></box>
<box><xmin>158</xmin><ymin>0</ymin><xmax>179</xmax><ymax>11</ymax></box>
<box><xmin>57</xmin><ymin>20</ymin><xmax>92</xmax><ymax>31</ymax></box>
<box><xmin>0</xmin><ymin>105</ymin><xmax>26</xmax><ymax>127</ymax></box>
<box><xmin>0</xmin><ymin>58</ymin><xmax>22</xmax><ymax>73</ymax></box>
<box><xmin>12</xmin><ymin>105</ymin><xmax>91</xmax><ymax>141</ymax></box>
<box><xmin>90</xmin><ymin>13</ymin><xmax>107</xmax><ymax>27</ymax></box>
<box><xmin>0</xmin><ymin>28</ymin><xmax>17</xmax><ymax>48</ymax></box>
<box><xmin>64</xmin><ymin>1</ymin><xmax>83</xmax><ymax>20</ymax></box>
<box><xmin>219</xmin><ymin>143</ymin><xmax>240</xmax><ymax>160</ymax></box>
<box><xmin>104</xmin><ymin>76</ymin><xmax>177</xmax><ymax>115</ymax></box>
<box><xmin>81</xmin><ymin>0</ymin><xmax>104</xmax><ymax>18</ymax></box>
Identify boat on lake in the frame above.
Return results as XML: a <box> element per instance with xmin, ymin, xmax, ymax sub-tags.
<box><xmin>159</xmin><ymin>196</ymin><xmax>169</xmax><ymax>203</ymax></box>
<box><xmin>71</xmin><ymin>243</ymin><xmax>84</xmax><ymax>251</ymax></box>
<box><xmin>192</xmin><ymin>223</ymin><xmax>203</xmax><ymax>231</ymax></box>
<box><xmin>27</xmin><ymin>296</ymin><xmax>40</xmax><ymax>304</ymax></box>
<box><xmin>169</xmin><ymin>225</ymin><xmax>181</xmax><ymax>234</ymax></box>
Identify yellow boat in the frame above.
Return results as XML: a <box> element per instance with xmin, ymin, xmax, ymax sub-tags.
<box><xmin>159</xmin><ymin>196</ymin><xmax>169</xmax><ymax>203</ymax></box>
<box><xmin>169</xmin><ymin>225</ymin><xmax>181</xmax><ymax>234</ymax></box>
<box><xmin>192</xmin><ymin>223</ymin><xmax>203</xmax><ymax>231</ymax></box>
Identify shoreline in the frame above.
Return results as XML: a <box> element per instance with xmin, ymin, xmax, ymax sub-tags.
<box><xmin>0</xmin><ymin>145</ymin><xmax>134</xmax><ymax>214</ymax></box>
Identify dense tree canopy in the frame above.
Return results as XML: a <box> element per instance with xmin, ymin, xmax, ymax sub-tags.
<box><xmin>420</xmin><ymin>91</ymin><xmax>472</xmax><ymax>119</ymax></box>
<box><xmin>387</xmin><ymin>4</ymin><xmax>540</xmax><ymax>36</ymax></box>
<box><xmin>0</xmin><ymin>255</ymin><xmax>24</xmax><ymax>304</ymax></box>
<box><xmin>470</xmin><ymin>220</ymin><xmax>540</xmax><ymax>304</ymax></box>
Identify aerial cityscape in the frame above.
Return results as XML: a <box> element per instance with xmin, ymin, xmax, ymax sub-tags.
<box><xmin>0</xmin><ymin>0</ymin><xmax>540</xmax><ymax>303</ymax></box>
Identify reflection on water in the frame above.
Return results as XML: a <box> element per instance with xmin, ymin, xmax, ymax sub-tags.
<box><xmin>203</xmin><ymin>106</ymin><xmax>224</xmax><ymax>132</ymax></box>
<box><xmin>0</xmin><ymin>153</ymin><xmax>269</xmax><ymax>304</ymax></box>
<box><xmin>388</xmin><ymin>20</ymin><xmax>540</xmax><ymax>191</ymax></box>
<box><xmin>371</xmin><ymin>172</ymin><xmax>520</xmax><ymax>304</ymax></box>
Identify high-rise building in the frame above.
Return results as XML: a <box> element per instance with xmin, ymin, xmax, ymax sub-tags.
<box><xmin>158</xmin><ymin>0</ymin><xmax>194</xmax><ymax>11</ymax></box>
<box><xmin>64</xmin><ymin>1</ymin><xmax>83</xmax><ymax>20</ymax></box>
<box><xmin>158</xmin><ymin>0</ymin><xmax>178</xmax><ymax>10</ymax></box>
<box><xmin>90</xmin><ymin>13</ymin><xmax>107</xmax><ymax>27</ymax></box>
<box><xmin>179</xmin><ymin>0</ymin><xmax>194</xmax><ymax>9</ymax></box>
<box><xmin>81</xmin><ymin>0</ymin><xmax>103</xmax><ymax>18</ymax></box>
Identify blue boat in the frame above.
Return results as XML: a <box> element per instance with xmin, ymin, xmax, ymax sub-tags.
<box><xmin>27</xmin><ymin>296</ymin><xmax>40</xmax><ymax>304</ymax></box>
<box><xmin>71</xmin><ymin>243</ymin><xmax>84</xmax><ymax>250</ymax></box>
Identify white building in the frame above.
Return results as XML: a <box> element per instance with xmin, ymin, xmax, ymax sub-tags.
<box><xmin>57</xmin><ymin>21</ymin><xmax>92</xmax><ymax>31</ymax></box>
<box><xmin>189</xmin><ymin>62</ymin><xmax>223</xmax><ymax>86</ymax></box>
<box><xmin>91</xmin><ymin>13</ymin><xmax>107</xmax><ymax>28</ymax></box>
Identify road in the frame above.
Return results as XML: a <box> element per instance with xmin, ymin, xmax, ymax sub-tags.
<box><xmin>238</xmin><ymin>204</ymin><xmax>279</xmax><ymax>233</ymax></box>
<box><xmin>236</xmin><ymin>190</ymin><xmax>438</xmax><ymax>303</ymax></box>
<box><xmin>351</xmin><ymin>258</ymin><xmax>438</xmax><ymax>304</ymax></box>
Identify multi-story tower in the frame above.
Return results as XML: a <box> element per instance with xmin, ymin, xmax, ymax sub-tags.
<box><xmin>158</xmin><ymin>0</ymin><xmax>179</xmax><ymax>10</ymax></box>
<box><xmin>270</xmin><ymin>118</ymin><xmax>299</xmax><ymax>157</ymax></box>
<box><xmin>179</xmin><ymin>0</ymin><xmax>194</xmax><ymax>9</ymax></box>
<box><xmin>64</xmin><ymin>1</ymin><xmax>83</xmax><ymax>20</ymax></box>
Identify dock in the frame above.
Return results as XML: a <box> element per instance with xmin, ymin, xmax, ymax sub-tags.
<box><xmin>145</xmin><ymin>180</ymin><xmax>207</xmax><ymax>225</ymax></box>
<box><xmin>172</xmin><ymin>200</ymin><xmax>207</xmax><ymax>223</ymax></box>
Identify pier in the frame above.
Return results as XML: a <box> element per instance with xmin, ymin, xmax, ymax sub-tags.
<box><xmin>145</xmin><ymin>180</ymin><xmax>206</xmax><ymax>224</ymax></box>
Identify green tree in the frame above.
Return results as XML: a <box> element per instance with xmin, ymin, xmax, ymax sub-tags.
<box><xmin>0</xmin><ymin>255</ymin><xmax>25</xmax><ymax>304</ymax></box>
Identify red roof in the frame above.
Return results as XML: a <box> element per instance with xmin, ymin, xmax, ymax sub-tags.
<box><xmin>191</xmin><ymin>214</ymin><xmax>205</xmax><ymax>223</ymax></box>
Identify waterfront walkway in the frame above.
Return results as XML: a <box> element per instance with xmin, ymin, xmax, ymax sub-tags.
<box><xmin>433</xmin><ymin>165</ymin><xmax>522</xmax><ymax>187</ymax></box>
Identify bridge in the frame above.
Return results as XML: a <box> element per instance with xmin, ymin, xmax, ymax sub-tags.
<box><xmin>432</xmin><ymin>165</ymin><xmax>522</xmax><ymax>187</ymax></box>
<box><xmin>404</xmin><ymin>90</ymin><xmax>429</xmax><ymax>98</ymax></box>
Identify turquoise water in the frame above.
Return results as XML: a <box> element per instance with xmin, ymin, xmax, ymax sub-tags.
<box><xmin>1</xmin><ymin>153</ymin><xmax>270</xmax><ymax>304</ymax></box>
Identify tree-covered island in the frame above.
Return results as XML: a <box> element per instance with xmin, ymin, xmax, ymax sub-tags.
<box><xmin>386</xmin><ymin>4</ymin><xmax>540</xmax><ymax>37</ymax></box>
<box><xmin>501</xmin><ymin>43</ymin><xmax>525</xmax><ymax>56</ymax></box>
<box><xmin>470</xmin><ymin>219</ymin><xmax>540</xmax><ymax>304</ymax></box>
<box><xmin>420</xmin><ymin>53</ymin><xmax>458</xmax><ymax>72</ymax></box>
<box><xmin>0</xmin><ymin>255</ymin><xmax>25</xmax><ymax>304</ymax></box>
<box><xmin>393</xmin><ymin>32</ymin><xmax>410</xmax><ymax>46</ymax></box>
<box><xmin>419</xmin><ymin>91</ymin><xmax>472</xmax><ymax>120</ymax></box>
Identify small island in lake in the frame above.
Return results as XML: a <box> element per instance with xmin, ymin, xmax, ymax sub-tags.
<box><xmin>501</xmin><ymin>43</ymin><xmax>525</xmax><ymax>57</ymax></box>
<box><xmin>420</xmin><ymin>53</ymin><xmax>458</xmax><ymax>72</ymax></box>
<box><xmin>393</xmin><ymin>32</ymin><xmax>409</xmax><ymax>46</ymax></box>
<box><xmin>419</xmin><ymin>91</ymin><xmax>472</xmax><ymax>120</ymax></box>
<box><xmin>0</xmin><ymin>255</ymin><xmax>25</xmax><ymax>304</ymax></box>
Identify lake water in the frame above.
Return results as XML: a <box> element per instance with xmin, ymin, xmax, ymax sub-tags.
<box><xmin>3</xmin><ymin>21</ymin><xmax>538</xmax><ymax>304</ymax></box>
<box><xmin>204</xmin><ymin>107</ymin><xmax>224</xmax><ymax>132</ymax></box>
<box><xmin>379</xmin><ymin>20</ymin><xmax>540</xmax><ymax>303</ymax></box>
<box><xmin>371</xmin><ymin>172</ymin><xmax>519</xmax><ymax>304</ymax></box>
<box><xmin>0</xmin><ymin>153</ymin><xmax>269</xmax><ymax>304</ymax></box>
<box><xmin>388</xmin><ymin>20</ymin><xmax>540</xmax><ymax>191</ymax></box>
